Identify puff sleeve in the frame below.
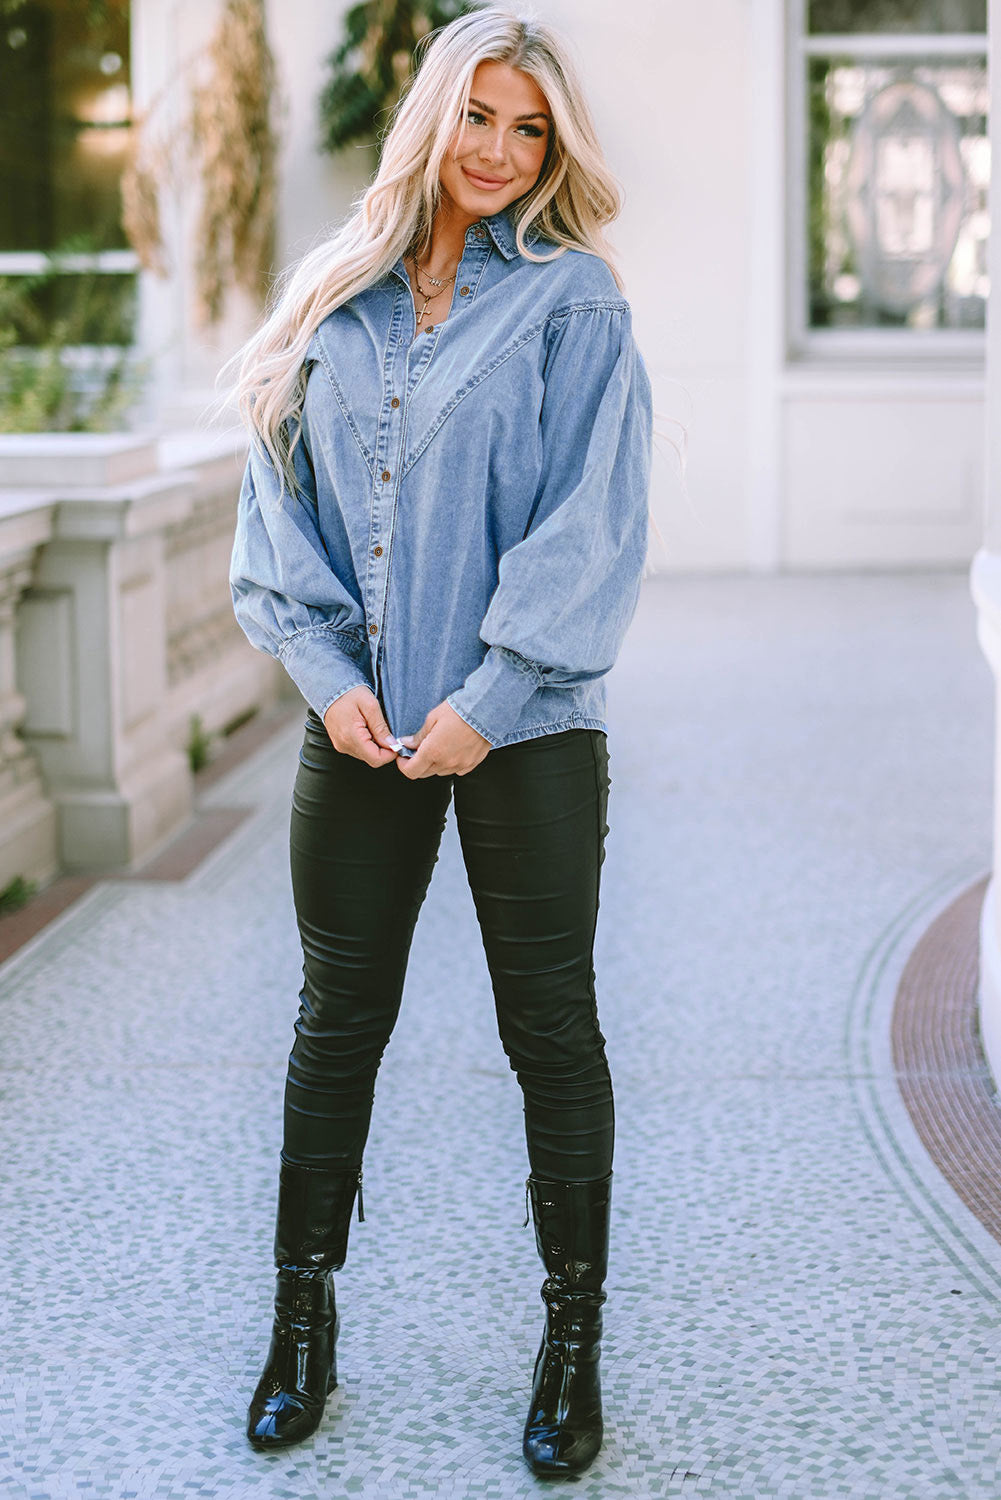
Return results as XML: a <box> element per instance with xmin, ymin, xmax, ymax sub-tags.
<box><xmin>229</xmin><ymin>403</ymin><xmax>371</xmax><ymax>719</ymax></box>
<box><xmin>445</xmin><ymin>303</ymin><xmax>653</xmax><ymax>746</ymax></box>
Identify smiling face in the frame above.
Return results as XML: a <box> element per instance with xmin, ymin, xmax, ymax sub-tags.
<box><xmin>437</xmin><ymin>59</ymin><xmax>552</xmax><ymax>225</ymax></box>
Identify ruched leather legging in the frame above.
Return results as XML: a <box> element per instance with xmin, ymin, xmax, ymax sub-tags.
<box><xmin>281</xmin><ymin>708</ymin><xmax>614</xmax><ymax>1183</ymax></box>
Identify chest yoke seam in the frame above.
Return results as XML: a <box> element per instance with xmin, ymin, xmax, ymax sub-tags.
<box><xmin>400</xmin><ymin>299</ymin><xmax>629</xmax><ymax>478</ymax></box>
<box><xmin>308</xmin><ymin>347</ymin><xmax>377</xmax><ymax>477</ymax></box>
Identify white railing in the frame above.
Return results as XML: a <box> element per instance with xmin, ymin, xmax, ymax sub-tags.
<box><xmin>0</xmin><ymin>432</ymin><xmax>284</xmax><ymax>884</ymax></box>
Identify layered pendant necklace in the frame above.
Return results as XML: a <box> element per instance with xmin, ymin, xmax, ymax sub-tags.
<box><xmin>408</xmin><ymin>251</ymin><xmax>458</xmax><ymax>327</ymax></box>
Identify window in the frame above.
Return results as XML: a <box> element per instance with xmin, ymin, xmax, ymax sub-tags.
<box><xmin>0</xmin><ymin>0</ymin><xmax>136</xmax><ymax>347</ymax></box>
<box><xmin>789</xmin><ymin>0</ymin><xmax>988</xmax><ymax>358</ymax></box>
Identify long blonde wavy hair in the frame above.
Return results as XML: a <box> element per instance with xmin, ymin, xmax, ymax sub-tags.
<box><xmin>218</xmin><ymin>6</ymin><xmax>626</xmax><ymax>498</ymax></box>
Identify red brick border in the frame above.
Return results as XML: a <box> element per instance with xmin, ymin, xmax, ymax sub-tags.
<box><xmin>892</xmin><ymin>875</ymin><xmax>1001</xmax><ymax>1245</ymax></box>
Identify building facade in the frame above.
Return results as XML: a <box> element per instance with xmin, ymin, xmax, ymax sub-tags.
<box><xmin>3</xmin><ymin>0</ymin><xmax>987</xmax><ymax>570</ymax></box>
<box><xmin>0</xmin><ymin>0</ymin><xmax>992</xmax><ymax>891</ymax></box>
<box><xmin>143</xmin><ymin>0</ymin><xmax>990</xmax><ymax>571</ymax></box>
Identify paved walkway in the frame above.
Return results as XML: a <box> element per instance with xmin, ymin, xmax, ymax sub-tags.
<box><xmin>2</xmin><ymin>573</ymin><xmax>1000</xmax><ymax>1500</ymax></box>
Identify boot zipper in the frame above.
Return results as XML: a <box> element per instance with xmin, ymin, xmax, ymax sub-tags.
<box><xmin>523</xmin><ymin>1175</ymin><xmax>531</xmax><ymax>1228</ymax></box>
<box><xmin>356</xmin><ymin>1168</ymin><xmax>365</xmax><ymax>1223</ymax></box>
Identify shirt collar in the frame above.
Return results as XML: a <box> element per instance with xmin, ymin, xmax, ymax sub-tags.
<box><xmin>480</xmin><ymin>206</ymin><xmax>520</xmax><ymax>261</ymax></box>
<box><xmin>387</xmin><ymin>205</ymin><xmax>534</xmax><ymax>284</ymax></box>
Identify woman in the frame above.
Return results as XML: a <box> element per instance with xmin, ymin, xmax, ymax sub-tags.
<box><xmin>226</xmin><ymin>5</ymin><xmax>652</xmax><ymax>1478</ymax></box>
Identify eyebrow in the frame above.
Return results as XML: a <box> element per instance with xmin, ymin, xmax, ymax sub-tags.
<box><xmin>468</xmin><ymin>95</ymin><xmax>550</xmax><ymax>122</ymax></box>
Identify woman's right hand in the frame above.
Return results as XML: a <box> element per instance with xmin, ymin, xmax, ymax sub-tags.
<box><xmin>323</xmin><ymin>686</ymin><xmax>400</xmax><ymax>767</ymax></box>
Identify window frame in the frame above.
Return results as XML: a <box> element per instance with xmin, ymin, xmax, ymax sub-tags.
<box><xmin>786</xmin><ymin>0</ymin><xmax>988</xmax><ymax>363</ymax></box>
<box><xmin>0</xmin><ymin>1</ymin><xmax>137</xmax><ymax>356</ymax></box>
<box><xmin>0</xmin><ymin>250</ymin><xmax>140</xmax><ymax>357</ymax></box>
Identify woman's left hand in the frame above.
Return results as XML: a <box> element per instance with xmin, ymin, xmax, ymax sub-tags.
<box><xmin>395</xmin><ymin>701</ymin><xmax>491</xmax><ymax>778</ymax></box>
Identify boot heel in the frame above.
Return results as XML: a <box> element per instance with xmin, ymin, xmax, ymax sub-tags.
<box><xmin>328</xmin><ymin>1310</ymin><xmax>340</xmax><ymax>1392</ymax></box>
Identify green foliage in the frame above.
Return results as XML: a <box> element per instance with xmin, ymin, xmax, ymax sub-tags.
<box><xmin>0</xmin><ymin>234</ymin><xmax>145</xmax><ymax>434</ymax></box>
<box><xmin>806</xmin><ymin>56</ymin><xmax>835</xmax><ymax>329</ymax></box>
<box><xmin>0</xmin><ymin>876</ymin><xmax>37</xmax><ymax>915</ymax></box>
<box><xmin>187</xmin><ymin>714</ymin><xmax>214</xmax><ymax>775</ymax></box>
<box><xmin>319</xmin><ymin>0</ymin><xmax>480</xmax><ymax>156</ymax></box>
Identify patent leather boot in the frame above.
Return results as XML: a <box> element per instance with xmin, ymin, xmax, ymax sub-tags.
<box><xmin>522</xmin><ymin>1171</ymin><xmax>612</xmax><ymax>1477</ymax></box>
<box><xmin>247</xmin><ymin>1158</ymin><xmax>364</xmax><ymax>1449</ymax></box>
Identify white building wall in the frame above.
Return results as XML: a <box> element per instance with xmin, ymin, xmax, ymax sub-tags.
<box><xmin>266</xmin><ymin>0</ymin><xmax>369</xmax><ymax>265</ymax></box>
<box><xmin>532</xmin><ymin>0</ymin><xmax>755</xmax><ymax>574</ymax></box>
<box><xmin>783</xmin><ymin>374</ymin><xmax>986</xmax><ymax>566</ymax></box>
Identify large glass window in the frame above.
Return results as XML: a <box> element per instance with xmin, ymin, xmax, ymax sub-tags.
<box><xmin>0</xmin><ymin>0</ymin><xmax>136</xmax><ymax>346</ymax></box>
<box><xmin>791</xmin><ymin>0</ymin><xmax>988</xmax><ymax>355</ymax></box>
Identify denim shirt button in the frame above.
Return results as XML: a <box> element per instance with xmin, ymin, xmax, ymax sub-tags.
<box><xmin>373</xmin><ymin>545</ymin><xmax>383</xmax><ymax>557</ymax></box>
<box><xmin>368</xmin><ymin>623</ymin><xmax>378</xmax><ymax>635</ymax></box>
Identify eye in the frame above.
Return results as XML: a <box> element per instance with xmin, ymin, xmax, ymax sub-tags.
<box><xmin>466</xmin><ymin>109</ymin><xmax>487</xmax><ymax>125</ymax></box>
<box><xmin>517</xmin><ymin>124</ymin><xmax>545</xmax><ymax>138</ymax></box>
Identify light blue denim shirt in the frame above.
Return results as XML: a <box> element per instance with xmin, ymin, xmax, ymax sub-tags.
<box><xmin>229</xmin><ymin>204</ymin><xmax>653</xmax><ymax>750</ymax></box>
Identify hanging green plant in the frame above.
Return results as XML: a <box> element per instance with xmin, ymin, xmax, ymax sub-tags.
<box><xmin>319</xmin><ymin>0</ymin><xmax>481</xmax><ymax>157</ymax></box>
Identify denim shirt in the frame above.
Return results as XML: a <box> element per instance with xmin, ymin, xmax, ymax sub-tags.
<box><xmin>229</xmin><ymin>204</ymin><xmax>653</xmax><ymax>750</ymax></box>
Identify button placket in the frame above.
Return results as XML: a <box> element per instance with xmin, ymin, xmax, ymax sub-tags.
<box><xmin>369</xmin><ymin>230</ymin><xmax>488</xmax><ymax>676</ymax></box>
<box><xmin>367</xmin><ymin>291</ymin><xmax>414</xmax><ymax>669</ymax></box>
<box><xmin>366</xmin><ymin>297</ymin><xmax>410</xmax><ymax>659</ymax></box>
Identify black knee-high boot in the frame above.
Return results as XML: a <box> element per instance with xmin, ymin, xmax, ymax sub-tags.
<box><xmin>246</xmin><ymin>1157</ymin><xmax>363</xmax><ymax>1449</ymax></box>
<box><xmin>522</xmin><ymin>1171</ymin><xmax>612</xmax><ymax>1476</ymax></box>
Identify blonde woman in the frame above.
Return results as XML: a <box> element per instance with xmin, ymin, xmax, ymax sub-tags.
<box><xmin>227</xmin><ymin>5</ymin><xmax>652</xmax><ymax>1478</ymax></box>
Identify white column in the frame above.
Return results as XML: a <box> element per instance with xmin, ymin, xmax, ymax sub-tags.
<box><xmin>972</xmin><ymin>0</ymin><xmax>1001</xmax><ymax>1082</ymax></box>
<box><xmin>746</xmin><ymin>0</ymin><xmax>785</xmax><ymax>571</ymax></box>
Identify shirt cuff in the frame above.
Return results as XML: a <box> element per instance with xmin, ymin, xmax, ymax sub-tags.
<box><xmin>446</xmin><ymin>645</ymin><xmax>541</xmax><ymax>746</ymax></box>
<box><xmin>278</xmin><ymin>625</ymin><xmax>371</xmax><ymax>719</ymax></box>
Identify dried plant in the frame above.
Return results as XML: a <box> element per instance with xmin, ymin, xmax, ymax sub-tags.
<box><xmin>119</xmin><ymin>0</ymin><xmax>279</xmax><ymax>326</ymax></box>
<box><xmin>189</xmin><ymin>0</ymin><xmax>278</xmax><ymax>324</ymax></box>
<box><xmin>120</xmin><ymin>125</ymin><xmax>170</xmax><ymax>277</ymax></box>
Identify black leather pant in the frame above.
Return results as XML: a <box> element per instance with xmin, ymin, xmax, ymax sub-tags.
<box><xmin>282</xmin><ymin>709</ymin><xmax>614</xmax><ymax>1182</ymax></box>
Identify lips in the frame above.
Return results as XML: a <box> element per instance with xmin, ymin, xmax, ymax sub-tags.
<box><xmin>462</xmin><ymin>166</ymin><xmax>511</xmax><ymax>189</ymax></box>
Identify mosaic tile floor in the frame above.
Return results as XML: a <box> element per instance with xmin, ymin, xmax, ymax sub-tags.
<box><xmin>2</xmin><ymin>573</ymin><xmax>1000</xmax><ymax>1499</ymax></box>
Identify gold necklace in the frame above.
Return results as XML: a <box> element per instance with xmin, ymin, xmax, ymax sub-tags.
<box><xmin>408</xmin><ymin>252</ymin><xmax>458</xmax><ymax>325</ymax></box>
